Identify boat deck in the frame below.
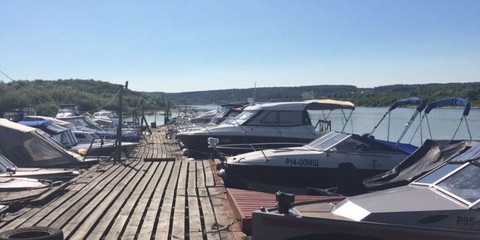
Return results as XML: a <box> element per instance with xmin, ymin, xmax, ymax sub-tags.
<box><xmin>0</xmin><ymin>129</ymin><xmax>237</xmax><ymax>240</ymax></box>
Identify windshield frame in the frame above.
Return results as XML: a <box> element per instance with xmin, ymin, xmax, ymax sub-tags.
<box><xmin>221</xmin><ymin>110</ymin><xmax>258</xmax><ymax>126</ymax></box>
<box><xmin>412</xmin><ymin>161</ymin><xmax>480</xmax><ymax>207</ymax></box>
<box><xmin>305</xmin><ymin>131</ymin><xmax>351</xmax><ymax>151</ymax></box>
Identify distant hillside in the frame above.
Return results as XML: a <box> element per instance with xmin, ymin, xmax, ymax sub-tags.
<box><xmin>0</xmin><ymin>79</ymin><xmax>151</xmax><ymax>116</ymax></box>
<box><xmin>0</xmin><ymin>80</ymin><xmax>478</xmax><ymax>117</ymax></box>
<box><xmin>148</xmin><ymin>82</ymin><xmax>480</xmax><ymax>107</ymax></box>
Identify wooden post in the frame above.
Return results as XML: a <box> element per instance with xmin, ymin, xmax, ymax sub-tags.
<box><xmin>115</xmin><ymin>81</ymin><xmax>128</xmax><ymax>164</ymax></box>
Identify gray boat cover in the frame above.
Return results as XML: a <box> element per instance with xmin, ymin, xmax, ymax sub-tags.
<box><xmin>362</xmin><ymin>139</ymin><xmax>479</xmax><ymax>192</ymax></box>
<box><xmin>0</xmin><ymin>119</ymin><xmax>86</xmax><ymax>168</ymax></box>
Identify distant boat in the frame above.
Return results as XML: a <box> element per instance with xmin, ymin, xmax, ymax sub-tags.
<box><xmin>252</xmin><ymin>140</ymin><xmax>480</xmax><ymax>240</ymax></box>
<box><xmin>55</xmin><ymin>104</ymin><xmax>80</xmax><ymax>118</ymax></box>
<box><xmin>2</xmin><ymin>107</ymin><xmax>36</xmax><ymax>122</ymax></box>
<box><xmin>20</xmin><ymin>116</ymin><xmax>138</xmax><ymax>157</ymax></box>
<box><xmin>57</xmin><ymin>114</ymin><xmax>141</xmax><ymax>142</ymax></box>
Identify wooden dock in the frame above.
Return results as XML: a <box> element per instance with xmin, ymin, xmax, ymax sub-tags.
<box><xmin>0</xmin><ymin>129</ymin><xmax>240</xmax><ymax>239</ymax></box>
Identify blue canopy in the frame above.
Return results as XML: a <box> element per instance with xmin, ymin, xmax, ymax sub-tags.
<box><xmin>18</xmin><ymin>120</ymin><xmax>68</xmax><ymax>135</ymax></box>
<box><xmin>371</xmin><ymin>138</ymin><xmax>418</xmax><ymax>155</ymax></box>
<box><xmin>424</xmin><ymin>97</ymin><xmax>470</xmax><ymax>116</ymax></box>
<box><xmin>388</xmin><ymin>97</ymin><xmax>426</xmax><ymax>112</ymax></box>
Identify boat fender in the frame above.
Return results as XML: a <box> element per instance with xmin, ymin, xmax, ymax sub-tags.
<box><xmin>181</xmin><ymin>148</ymin><xmax>190</xmax><ymax>157</ymax></box>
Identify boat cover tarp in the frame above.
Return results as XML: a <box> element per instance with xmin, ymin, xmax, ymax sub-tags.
<box><xmin>0</xmin><ymin>119</ymin><xmax>85</xmax><ymax>168</ymax></box>
<box><xmin>362</xmin><ymin>139</ymin><xmax>478</xmax><ymax>192</ymax></box>
<box><xmin>349</xmin><ymin>134</ymin><xmax>417</xmax><ymax>155</ymax></box>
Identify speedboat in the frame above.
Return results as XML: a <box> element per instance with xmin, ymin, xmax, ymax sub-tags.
<box><xmin>219</xmin><ymin>131</ymin><xmax>414</xmax><ymax>192</ymax></box>
<box><xmin>218</xmin><ymin>97</ymin><xmax>424</xmax><ymax>192</ymax></box>
<box><xmin>176</xmin><ymin>99</ymin><xmax>355</xmax><ymax>158</ymax></box>
<box><xmin>252</xmin><ymin>140</ymin><xmax>480</xmax><ymax>240</ymax></box>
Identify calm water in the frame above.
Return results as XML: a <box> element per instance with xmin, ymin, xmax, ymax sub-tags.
<box><xmin>144</xmin><ymin>106</ymin><xmax>480</xmax><ymax>147</ymax></box>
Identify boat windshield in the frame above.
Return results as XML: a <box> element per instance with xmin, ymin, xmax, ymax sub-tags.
<box><xmin>414</xmin><ymin>161</ymin><xmax>480</xmax><ymax>205</ymax></box>
<box><xmin>222</xmin><ymin>110</ymin><xmax>257</xmax><ymax>126</ymax></box>
<box><xmin>94</xmin><ymin>111</ymin><xmax>118</xmax><ymax>119</ymax></box>
<box><xmin>63</xmin><ymin>116</ymin><xmax>105</xmax><ymax>131</ymax></box>
<box><xmin>0</xmin><ymin>154</ymin><xmax>16</xmax><ymax>173</ymax></box>
<box><xmin>306</xmin><ymin>131</ymin><xmax>351</xmax><ymax>151</ymax></box>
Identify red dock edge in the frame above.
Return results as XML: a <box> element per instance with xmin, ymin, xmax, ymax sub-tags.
<box><xmin>225</xmin><ymin>188</ymin><xmax>345</xmax><ymax>236</ymax></box>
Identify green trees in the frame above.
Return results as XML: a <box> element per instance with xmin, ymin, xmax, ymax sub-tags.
<box><xmin>0</xmin><ymin>79</ymin><xmax>478</xmax><ymax>118</ymax></box>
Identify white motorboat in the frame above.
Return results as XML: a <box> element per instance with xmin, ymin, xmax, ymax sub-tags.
<box><xmin>176</xmin><ymin>99</ymin><xmax>355</xmax><ymax>158</ymax></box>
<box><xmin>252</xmin><ymin>140</ymin><xmax>480</xmax><ymax>240</ymax></box>
<box><xmin>220</xmin><ymin>131</ymin><xmax>415</xmax><ymax>193</ymax></box>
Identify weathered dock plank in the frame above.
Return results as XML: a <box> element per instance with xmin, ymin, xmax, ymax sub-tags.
<box><xmin>137</xmin><ymin>161</ymin><xmax>173</xmax><ymax>239</ymax></box>
<box><xmin>154</xmin><ymin>159</ymin><xmax>182</xmax><ymax>239</ymax></box>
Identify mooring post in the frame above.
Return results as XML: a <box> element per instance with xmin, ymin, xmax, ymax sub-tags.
<box><xmin>115</xmin><ymin>81</ymin><xmax>128</xmax><ymax>164</ymax></box>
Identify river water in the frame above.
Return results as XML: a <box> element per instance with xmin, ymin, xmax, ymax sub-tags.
<box><xmin>143</xmin><ymin>105</ymin><xmax>480</xmax><ymax>147</ymax></box>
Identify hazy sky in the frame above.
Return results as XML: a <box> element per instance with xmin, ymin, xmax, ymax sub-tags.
<box><xmin>1</xmin><ymin>0</ymin><xmax>479</xmax><ymax>93</ymax></box>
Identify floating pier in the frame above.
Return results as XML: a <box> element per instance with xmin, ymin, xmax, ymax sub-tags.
<box><xmin>0</xmin><ymin>129</ymin><xmax>238</xmax><ymax>239</ymax></box>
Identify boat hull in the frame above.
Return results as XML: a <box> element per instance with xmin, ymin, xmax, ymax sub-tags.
<box><xmin>222</xmin><ymin>162</ymin><xmax>387</xmax><ymax>193</ymax></box>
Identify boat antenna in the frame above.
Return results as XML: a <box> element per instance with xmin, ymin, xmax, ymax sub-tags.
<box><xmin>253</xmin><ymin>82</ymin><xmax>256</xmax><ymax>103</ymax></box>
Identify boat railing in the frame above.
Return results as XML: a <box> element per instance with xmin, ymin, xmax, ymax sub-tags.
<box><xmin>314</xmin><ymin>119</ymin><xmax>332</xmax><ymax>133</ymax></box>
<box><xmin>214</xmin><ymin>142</ymin><xmax>305</xmax><ymax>157</ymax></box>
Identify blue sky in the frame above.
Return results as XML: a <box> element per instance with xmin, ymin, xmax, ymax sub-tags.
<box><xmin>1</xmin><ymin>0</ymin><xmax>479</xmax><ymax>93</ymax></box>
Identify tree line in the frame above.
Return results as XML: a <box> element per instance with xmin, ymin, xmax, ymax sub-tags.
<box><xmin>0</xmin><ymin>79</ymin><xmax>478</xmax><ymax>117</ymax></box>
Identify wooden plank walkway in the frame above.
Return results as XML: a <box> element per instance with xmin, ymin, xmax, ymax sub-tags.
<box><xmin>0</xmin><ymin>129</ymin><xmax>238</xmax><ymax>240</ymax></box>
